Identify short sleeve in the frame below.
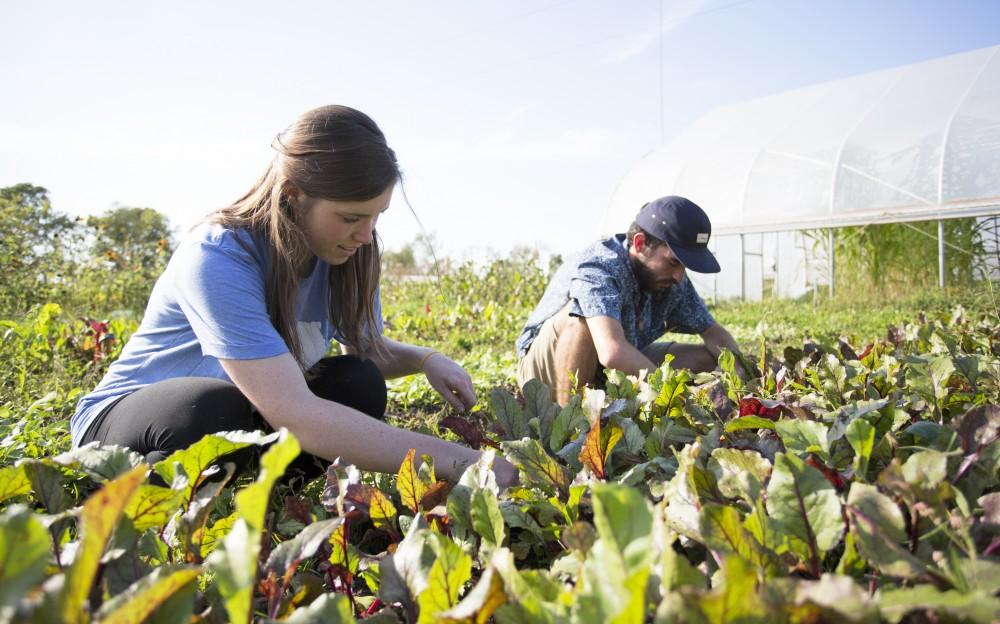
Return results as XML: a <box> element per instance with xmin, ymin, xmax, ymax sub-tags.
<box><xmin>171</xmin><ymin>234</ymin><xmax>289</xmax><ymax>360</ymax></box>
<box><xmin>666</xmin><ymin>277</ymin><xmax>716</xmax><ymax>334</ymax></box>
<box><xmin>567</xmin><ymin>258</ymin><xmax>623</xmax><ymax>321</ymax></box>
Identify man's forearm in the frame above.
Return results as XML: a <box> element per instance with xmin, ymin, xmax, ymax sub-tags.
<box><xmin>601</xmin><ymin>343</ymin><xmax>658</xmax><ymax>378</ymax></box>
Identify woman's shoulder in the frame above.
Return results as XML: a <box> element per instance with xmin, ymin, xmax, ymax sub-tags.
<box><xmin>175</xmin><ymin>223</ymin><xmax>269</xmax><ymax>268</ymax></box>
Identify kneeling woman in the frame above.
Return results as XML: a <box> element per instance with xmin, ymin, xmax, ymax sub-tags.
<box><xmin>71</xmin><ymin>104</ymin><xmax>516</xmax><ymax>487</ymax></box>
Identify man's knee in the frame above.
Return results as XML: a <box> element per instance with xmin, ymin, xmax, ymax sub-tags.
<box><xmin>668</xmin><ymin>344</ymin><xmax>717</xmax><ymax>373</ymax></box>
<box><xmin>555</xmin><ymin>312</ymin><xmax>595</xmax><ymax>352</ymax></box>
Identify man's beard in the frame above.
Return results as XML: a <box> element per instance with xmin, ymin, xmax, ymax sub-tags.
<box><xmin>630</xmin><ymin>254</ymin><xmax>677</xmax><ymax>293</ymax></box>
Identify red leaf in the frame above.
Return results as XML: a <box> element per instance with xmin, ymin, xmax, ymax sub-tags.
<box><xmin>418</xmin><ymin>480</ymin><xmax>451</xmax><ymax>512</ymax></box>
<box><xmin>804</xmin><ymin>455</ymin><xmax>851</xmax><ymax>492</ymax></box>
<box><xmin>440</xmin><ymin>415</ymin><xmax>499</xmax><ymax>450</ymax></box>
<box><xmin>284</xmin><ymin>495</ymin><xmax>312</xmax><ymax>525</ymax></box>
<box><xmin>738</xmin><ymin>396</ymin><xmax>784</xmax><ymax>420</ymax></box>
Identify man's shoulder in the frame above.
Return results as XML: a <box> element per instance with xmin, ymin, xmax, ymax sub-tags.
<box><xmin>572</xmin><ymin>235</ymin><xmax>628</xmax><ymax>270</ymax></box>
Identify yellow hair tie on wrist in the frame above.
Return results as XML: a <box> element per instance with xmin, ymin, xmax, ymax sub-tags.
<box><xmin>418</xmin><ymin>350</ymin><xmax>440</xmax><ymax>371</ymax></box>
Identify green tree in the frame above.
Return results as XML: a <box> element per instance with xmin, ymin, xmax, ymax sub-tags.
<box><xmin>0</xmin><ymin>184</ymin><xmax>85</xmax><ymax>316</ymax></box>
<box><xmin>79</xmin><ymin>206</ymin><xmax>173</xmax><ymax>314</ymax></box>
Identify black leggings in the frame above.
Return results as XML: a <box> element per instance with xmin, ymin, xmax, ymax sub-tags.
<box><xmin>79</xmin><ymin>355</ymin><xmax>387</xmax><ymax>479</ymax></box>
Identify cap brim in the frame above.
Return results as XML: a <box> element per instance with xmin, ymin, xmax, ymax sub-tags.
<box><xmin>672</xmin><ymin>247</ymin><xmax>721</xmax><ymax>274</ymax></box>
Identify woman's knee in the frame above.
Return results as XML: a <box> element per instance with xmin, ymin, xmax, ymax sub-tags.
<box><xmin>98</xmin><ymin>377</ymin><xmax>256</xmax><ymax>461</ymax></box>
<box><xmin>307</xmin><ymin>355</ymin><xmax>387</xmax><ymax>420</ymax></box>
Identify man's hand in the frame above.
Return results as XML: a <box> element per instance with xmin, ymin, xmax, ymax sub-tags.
<box><xmin>701</xmin><ymin>323</ymin><xmax>748</xmax><ymax>378</ymax></box>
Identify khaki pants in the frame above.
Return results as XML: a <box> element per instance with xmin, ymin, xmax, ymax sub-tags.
<box><xmin>516</xmin><ymin>313</ymin><xmax>674</xmax><ymax>398</ymax></box>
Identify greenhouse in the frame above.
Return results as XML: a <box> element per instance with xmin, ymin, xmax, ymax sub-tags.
<box><xmin>604</xmin><ymin>44</ymin><xmax>1000</xmax><ymax>300</ymax></box>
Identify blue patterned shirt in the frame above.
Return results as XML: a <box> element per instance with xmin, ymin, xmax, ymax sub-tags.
<box><xmin>516</xmin><ymin>235</ymin><xmax>715</xmax><ymax>358</ymax></box>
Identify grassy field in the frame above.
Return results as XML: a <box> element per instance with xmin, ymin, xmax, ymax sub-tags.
<box><xmin>2</xmin><ymin>254</ymin><xmax>999</xmax><ymax>622</ymax></box>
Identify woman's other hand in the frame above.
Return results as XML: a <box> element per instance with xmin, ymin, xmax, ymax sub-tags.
<box><xmin>423</xmin><ymin>353</ymin><xmax>477</xmax><ymax>413</ymax></box>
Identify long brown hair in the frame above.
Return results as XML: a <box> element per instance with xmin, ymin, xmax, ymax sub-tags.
<box><xmin>212</xmin><ymin>105</ymin><xmax>399</xmax><ymax>365</ymax></box>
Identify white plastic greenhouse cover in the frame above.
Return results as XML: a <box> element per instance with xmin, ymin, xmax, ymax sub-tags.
<box><xmin>604</xmin><ymin>45</ymin><xmax>1000</xmax><ymax>237</ymax></box>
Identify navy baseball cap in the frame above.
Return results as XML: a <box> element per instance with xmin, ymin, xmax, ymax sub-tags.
<box><xmin>635</xmin><ymin>196</ymin><xmax>721</xmax><ymax>274</ymax></box>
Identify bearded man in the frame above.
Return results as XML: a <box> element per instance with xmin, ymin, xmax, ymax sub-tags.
<box><xmin>516</xmin><ymin>196</ymin><xmax>742</xmax><ymax>405</ymax></box>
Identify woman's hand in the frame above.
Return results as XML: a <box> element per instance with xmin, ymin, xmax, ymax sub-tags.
<box><xmin>422</xmin><ymin>353</ymin><xmax>477</xmax><ymax>413</ymax></box>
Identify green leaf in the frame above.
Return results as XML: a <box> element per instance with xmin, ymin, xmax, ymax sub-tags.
<box><xmin>0</xmin><ymin>505</ymin><xmax>51</xmax><ymax>609</ymax></box>
<box><xmin>578</xmin><ymin>420</ymin><xmax>623</xmax><ymax>479</ymax></box>
<box><xmin>369</xmin><ymin>487</ymin><xmax>399</xmax><ymax>533</ymax></box>
<box><xmin>549</xmin><ymin>396</ymin><xmax>585</xmax><ymax>453</ymax></box>
<box><xmin>207</xmin><ymin>519</ymin><xmax>257</xmax><ymax>624</ymax></box>
<box><xmin>398</xmin><ymin>448</ymin><xmax>428</xmax><ymax>515</ymax></box>
<box><xmin>878</xmin><ymin>585</ymin><xmax>1000</xmax><ymax>624</ymax></box>
<box><xmin>447</xmin><ymin>450</ymin><xmax>498</xmax><ymax>542</ymax></box>
<box><xmin>153</xmin><ymin>429</ymin><xmax>279</xmax><ymax>502</ymax></box>
<box><xmin>611</xmin><ymin>419</ymin><xmax>643</xmax><ymax>460</ymax></box>
<box><xmin>826</xmin><ymin>398</ymin><xmax>890</xmax><ymax>442</ymax></box>
<box><xmin>699</xmin><ymin>503</ymin><xmax>776</xmax><ymax>573</ymax></box>
<box><xmin>175</xmin><ymin>465</ymin><xmax>233</xmax><ymax>561</ymax></box>
<box><xmin>845</xmin><ymin>418</ymin><xmax>875</xmax><ymax>480</ymax></box>
<box><xmin>124</xmin><ymin>484</ymin><xmax>185</xmax><ymax>532</ymax></box>
<box><xmin>418</xmin><ymin>532</ymin><xmax>473</xmax><ymax>623</ymax></box>
<box><xmin>724</xmin><ymin>416</ymin><xmax>776</xmax><ymax>432</ymax></box>
<box><xmin>523</xmin><ymin>378</ymin><xmax>559</xmax><ymax>443</ymax></box>
<box><xmin>765</xmin><ymin>453</ymin><xmax>844</xmax><ymax>574</ymax></box>
<box><xmin>438</xmin><ymin>564</ymin><xmax>507</xmax><ymax>624</ymax></box>
<box><xmin>901</xmin><ymin>450</ymin><xmax>948</xmax><ymax>493</ymax></box>
<box><xmin>264</xmin><ymin>592</ymin><xmax>355</xmax><ymax>623</ymax></box>
<box><xmin>234</xmin><ymin>429</ymin><xmax>300</xmax><ymax>532</ymax></box>
<box><xmin>696</xmin><ymin>555</ymin><xmax>765</xmax><ymax>623</ymax></box>
<box><xmin>846</xmin><ymin>483</ymin><xmax>925</xmax><ymax>578</ymax></box>
<box><xmin>199</xmin><ymin>512</ymin><xmax>238</xmax><ymax>558</ymax></box>
<box><xmin>662</xmin><ymin>443</ymin><xmax>704</xmax><ymax>539</ymax></box>
<box><xmin>59</xmin><ymin>464</ymin><xmax>148</xmax><ymax>624</ymax></box>
<box><xmin>795</xmin><ymin>573</ymin><xmax>878</xmax><ymax>623</ymax></box>
<box><xmin>265</xmin><ymin>517</ymin><xmax>343</xmax><ymax>579</ymax></box>
<box><xmin>0</xmin><ymin>465</ymin><xmax>30</xmax><ymax>504</ymax></box>
<box><xmin>502</xmin><ymin>439</ymin><xmax>570</xmax><ymax>497</ymax></box>
<box><xmin>328</xmin><ymin>522</ymin><xmax>360</xmax><ymax>575</ymax></box>
<box><xmin>835</xmin><ymin>530</ymin><xmax>867</xmax><ymax>578</ymax></box>
<box><xmin>492</xmin><ymin>548</ymin><xmax>566</xmax><ymax>622</ymax></box>
<box><xmin>660</xmin><ymin>539</ymin><xmax>705</xmax><ymax>591</ymax></box>
<box><xmin>209</xmin><ymin>430</ymin><xmax>300</xmax><ymax>624</ymax></box>
<box><xmin>471</xmin><ymin>487</ymin><xmax>505</xmax><ymax>550</ymax></box>
<box><xmin>775</xmin><ymin>419</ymin><xmax>830</xmax><ymax>462</ymax></box>
<box><xmin>53</xmin><ymin>443</ymin><xmax>144</xmax><ymax>482</ymax></box>
<box><xmin>576</xmin><ymin>545</ymin><xmax>649</xmax><ymax>624</ymax></box>
<box><xmin>379</xmin><ymin>516</ymin><xmax>435</xmax><ymax>619</ymax></box>
<box><xmin>95</xmin><ymin>565</ymin><xmax>199</xmax><ymax>624</ymax></box>
<box><xmin>22</xmin><ymin>460</ymin><xmax>73</xmax><ymax>514</ymax></box>
<box><xmin>591</xmin><ymin>484</ymin><xmax>653</xmax><ymax>573</ymax></box>
<box><xmin>708</xmin><ymin>448</ymin><xmax>771</xmax><ymax>503</ymax></box>
<box><xmin>490</xmin><ymin>387</ymin><xmax>531</xmax><ymax>440</ymax></box>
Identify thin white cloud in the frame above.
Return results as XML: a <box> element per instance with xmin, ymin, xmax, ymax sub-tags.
<box><xmin>410</xmin><ymin>127</ymin><xmax>619</xmax><ymax>163</ymax></box>
<box><xmin>603</xmin><ymin>0</ymin><xmax>713</xmax><ymax>64</ymax></box>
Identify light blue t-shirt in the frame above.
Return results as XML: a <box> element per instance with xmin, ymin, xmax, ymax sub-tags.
<box><xmin>70</xmin><ymin>223</ymin><xmax>382</xmax><ymax>446</ymax></box>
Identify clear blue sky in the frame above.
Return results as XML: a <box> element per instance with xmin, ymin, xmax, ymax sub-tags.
<box><xmin>2</xmin><ymin>0</ymin><xmax>998</xmax><ymax>261</ymax></box>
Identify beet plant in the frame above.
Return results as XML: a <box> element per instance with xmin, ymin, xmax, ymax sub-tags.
<box><xmin>1</xmin><ymin>308</ymin><xmax>998</xmax><ymax>622</ymax></box>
